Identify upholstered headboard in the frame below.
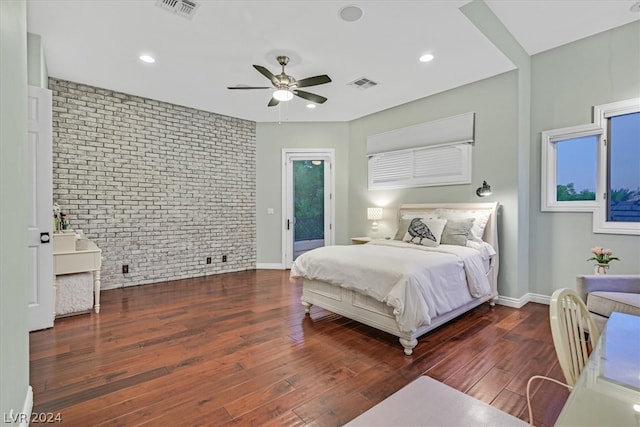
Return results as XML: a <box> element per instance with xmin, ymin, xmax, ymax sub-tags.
<box><xmin>397</xmin><ymin>202</ymin><xmax>500</xmax><ymax>298</ymax></box>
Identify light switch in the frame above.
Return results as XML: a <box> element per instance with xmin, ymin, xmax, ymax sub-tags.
<box><xmin>267</xmin><ymin>208</ymin><xmax>274</xmax><ymax>215</ymax></box>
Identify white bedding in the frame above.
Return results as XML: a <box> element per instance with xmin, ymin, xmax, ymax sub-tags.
<box><xmin>290</xmin><ymin>239</ymin><xmax>492</xmax><ymax>333</ymax></box>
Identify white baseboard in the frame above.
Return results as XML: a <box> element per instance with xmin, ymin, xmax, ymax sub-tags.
<box><xmin>496</xmin><ymin>293</ymin><xmax>550</xmax><ymax>308</ymax></box>
<box><xmin>527</xmin><ymin>293</ymin><xmax>551</xmax><ymax>305</ymax></box>
<box><xmin>256</xmin><ymin>263</ymin><xmax>285</xmax><ymax>270</ymax></box>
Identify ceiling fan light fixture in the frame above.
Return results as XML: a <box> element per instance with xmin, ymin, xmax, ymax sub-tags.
<box><xmin>273</xmin><ymin>89</ymin><xmax>293</xmax><ymax>102</ymax></box>
<box><xmin>419</xmin><ymin>53</ymin><xmax>434</xmax><ymax>63</ymax></box>
<box><xmin>139</xmin><ymin>54</ymin><xmax>156</xmax><ymax>64</ymax></box>
<box><xmin>306</xmin><ymin>103</ymin><xmax>316</xmax><ymax>109</ymax></box>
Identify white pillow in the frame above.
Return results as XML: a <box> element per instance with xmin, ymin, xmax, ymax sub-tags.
<box><xmin>394</xmin><ymin>212</ymin><xmax>438</xmax><ymax>240</ymax></box>
<box><xmin>402</xmin><ymin>218</ymin><xmax>447</xmax><ymax>247</ymax></box>
<box><xmin>435</xmin><ymin>209</ymin><xmax>491</xmax><ymax>243</ymax></box>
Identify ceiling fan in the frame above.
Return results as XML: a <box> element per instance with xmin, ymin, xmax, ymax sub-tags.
<box><xmin>228</xmin><ymin>56</ymin><xmax>331</xmax><ymax>107</ymax></box>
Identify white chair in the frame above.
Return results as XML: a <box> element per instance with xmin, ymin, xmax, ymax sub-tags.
<box><xmin>549</xmin><ymin>288</ymin><xmax>600</xmax><ymax>387</ymax></box>
<box><xmin>526</xmin><ymin>288</ymin><xmax>600</xmax><ymax>426</ymax></box>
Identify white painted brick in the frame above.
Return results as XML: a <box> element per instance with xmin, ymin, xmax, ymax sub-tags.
<box><xmin>51</xmin><ymin>78</ymin><xmax>256</xmax><ymax>289</ymax></box>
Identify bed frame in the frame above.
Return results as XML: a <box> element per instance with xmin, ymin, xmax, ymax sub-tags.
<box><xmin>301</xmin><ymin>202</ymin><xmax>500</xmax><ymax>355</ymax></box>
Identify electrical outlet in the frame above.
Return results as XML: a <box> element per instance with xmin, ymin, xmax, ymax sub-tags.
<box><xmin>206</xmin><ymin>257</ymin><xmax>212</xmax><ymax>264</ymax></box>
<box><xmin>222</xmin><ymin>255</ymin><xmax>227</xmax><ymax>262</ymax></box>
<box><xmin>122</xmin><ymin>264</ymin><xmax>129</xmax><ymax>274</ymax></box>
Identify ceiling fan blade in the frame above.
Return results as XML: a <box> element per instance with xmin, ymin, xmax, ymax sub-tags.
<box><xmin>267</xmin><ymin>97</ymin><xmax>280</xmax><ymax>107</ymax></box>
<box><xmin>253</xmin><ymin>65</ymin><xmax>279</xmax><ymax>86</ymax></box>
<box><xmin>227</xmin><ymin>86</ymin><xmax>271</xmax><ymax>90</ymax></box>
<box><xmin>293</xmin><ymin>90</ymin><xmax>327</xmax><ymax>104</ymax></box>
<box><xmin>295</xmin><ymin>75</ymin><xmax>332</xmax><ymax>88</ymax></box>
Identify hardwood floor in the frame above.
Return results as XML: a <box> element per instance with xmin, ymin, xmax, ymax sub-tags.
<box><xmin>30</xmin><ymin>270</ymin><xmax>568</xmax><ymax>426</ymax></box>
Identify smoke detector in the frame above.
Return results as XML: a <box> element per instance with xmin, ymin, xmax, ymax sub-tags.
<box><xmin>156</xmin><ymin>0</ymin><xmax>199</xmax><ymax>19</ymax></box>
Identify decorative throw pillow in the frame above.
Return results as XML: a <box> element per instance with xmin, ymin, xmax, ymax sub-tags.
<box><xmin>394</xmin><ymin>213</ymin><xmax>438</xmax><ymax>240</ymax></box>
<box><xmin>402</xmin><ymin>218</ymin><xmax>447</xmax><ymax>247</ymax></box>
<box><xmin>435</xmin><ymin>209</ymin><xmax>491</xmax><ymax>243</ymax></box>
<box><xmin>440</xmin><ymin>218</ymin><xmax>475</xmax><ymax>246</ymax></box>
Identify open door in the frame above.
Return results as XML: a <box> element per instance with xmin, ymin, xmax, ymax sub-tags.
<box><xmin>27</xmin><ymin>85</ymin><xmax>54</xmax><ymax>331</ymax></box>
<box><xmin>283</xmin><ymin>149</ymin><xmax>334</xmax><ymax>268</ymax></box>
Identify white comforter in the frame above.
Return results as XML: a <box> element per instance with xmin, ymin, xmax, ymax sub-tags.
<box><xmin>290</xmin><ymin>239</ymin><xmax>492</xmax><ymax>333</ymax></box>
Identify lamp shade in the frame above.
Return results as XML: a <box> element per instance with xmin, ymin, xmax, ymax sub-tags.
<box><xmin>367</xmin><ymin>207</ymin><xmax>383</xmax><ymax>220</ymax></box>
<box><xmin>476</xmin><ymin>181</ymin><xmax>492</xmax><ymax>197</ymax></box>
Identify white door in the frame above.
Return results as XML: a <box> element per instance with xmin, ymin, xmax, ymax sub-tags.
<box><xmin>283</xmin><ymin>149</ymin><xmax>335</xmax><ymax>268</ymax></box>
<box><xmin>27</xmin><ymin>85</ymin><xmax>54</xmax><ymax>331</ymax></box>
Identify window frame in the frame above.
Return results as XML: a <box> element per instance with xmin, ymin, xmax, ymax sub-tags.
<box><xmin>540</xmin><ymin>123</ymin><xmax>602</xmax><ymax>212</ymax></box>
<box><xmin>592</xmin><ymin>98</ymin><xmax>640</xmax><ymax>235</ymax></box>
<box><xmin>541</xmin><ymin>97</ymin><xmax>640</xmax><ymax>235</ymax></box>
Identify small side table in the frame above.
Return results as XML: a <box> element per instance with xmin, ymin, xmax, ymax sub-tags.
<box><xmin>351</xmin><ymin>237</ymin><xmax>372</xmax><ymax>245</ymax></box>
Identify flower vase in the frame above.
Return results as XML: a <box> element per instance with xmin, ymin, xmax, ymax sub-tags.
<box><xmin>595</xmin><ymin>264</ymin><xmax>609</xmax><ymax>275</ymax></box>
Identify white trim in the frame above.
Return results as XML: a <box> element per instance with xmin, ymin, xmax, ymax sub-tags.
<box><xmin>540</xmin><ymin>123</ymin><xmax>602</xmax><ymax>212</ymax></box>
<box><xmin>282</xmin><ymin>149</ymin><xmax>336</xmax><ymax>268</ymax></box>
<box><xmin>495</xmin><ymin>292</ymin><xmax>550</xmax><ymax>308</ymax></box>
<box><xmin>527</xmin><ymin>293</ymin><xmax>551</xmax><ymax>305</ymax></box>
<box><xmin>496</xmin><ymin>295</ymin><xmax>529</xmax><ymax>308</ymax></box>
<box><xmin>256</xmin><ymin>263</ymin><xmax>285</xmax><ymax>270</ymax></box>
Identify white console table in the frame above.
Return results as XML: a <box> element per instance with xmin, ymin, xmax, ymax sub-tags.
<box><xmin>53</xmin><ymin>233</ymin><xmax>102</xmax><ymax>314</ymax></box>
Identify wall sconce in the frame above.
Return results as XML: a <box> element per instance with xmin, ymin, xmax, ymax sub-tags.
<box><xmin>476</xmin><ymin>181</ymin><xmax>492</xmax><ymax>197</ymax></box>
<box><xmin>367</xmin><ymin>207</ymin><xmax>383</xmax><ymax>233</ymax></box>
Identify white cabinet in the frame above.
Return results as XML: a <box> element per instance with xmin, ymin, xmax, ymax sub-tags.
<box><xmin>53</xmin><ymin>232</ymin><xmax>102</xmax><ymax>315</ymax></box>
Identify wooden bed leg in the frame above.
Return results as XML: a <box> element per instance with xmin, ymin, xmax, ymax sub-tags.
<box><xmin>399</xmin><ymin>338</ymin><xmax>418</xmax><ymax>356</ymax></box>
<box><xmin>301</xmin><ymin>300</ymin><xmax>312</xmax><ymax>315</ymax></box>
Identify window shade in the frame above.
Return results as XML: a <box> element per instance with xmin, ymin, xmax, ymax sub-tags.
<box><xmin>366</xmin><ymin>112</ymin><xmax>475</xmax><ymax>156</ymax></box>
<box><xmin>368</xmin><ymin>144</ymin><xmax>471</xmax><ymax>190</ymax></box>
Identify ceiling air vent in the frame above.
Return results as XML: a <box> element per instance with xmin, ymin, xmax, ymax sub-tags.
<box><xmin>156</xmin><ymin>0</ymin><xmax>199</xmax><ymax>19</ymax></box>
<box><xmin>348</xmin><ymin>77</ymin><xmax>378</xmax><ymax>90</ymax></box>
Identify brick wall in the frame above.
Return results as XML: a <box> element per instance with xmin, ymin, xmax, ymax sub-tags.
<box><xmin>50</xmin><ymin>78</ymin><xmax>256</xmax><ymax>289</ymax></box>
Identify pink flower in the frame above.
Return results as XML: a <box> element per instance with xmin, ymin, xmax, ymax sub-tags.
<box><xmin>587</xmin><ymin>247</ymin><xmax>620</xmax><ymax>264</ymax></box>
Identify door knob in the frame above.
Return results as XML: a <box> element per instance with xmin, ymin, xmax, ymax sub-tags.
<box><xmin>40</xmin><ymin>232</ymin><xmax>50</xmax><ymax>243</ymax></box>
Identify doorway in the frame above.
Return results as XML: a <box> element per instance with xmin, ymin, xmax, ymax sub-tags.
<box><xmin>283</xmin><ymin>149</ymin><xmax>334</xmax><ymax>268</ymax></box>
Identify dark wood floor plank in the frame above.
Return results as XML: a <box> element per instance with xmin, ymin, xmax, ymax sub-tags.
<box><xmin>29</xmin><ymin>270</ymin><xmax>568</xmax><ymax>426</ymax></box>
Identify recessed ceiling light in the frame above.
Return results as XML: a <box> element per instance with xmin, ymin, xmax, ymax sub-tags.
<box><xmin>339</xmin><ymin>5</ymin><xmax>363</xmax><ymax>22</ymax></box>
<box><xmin>419</xmin><ymin>54</ymin><xmax>434</xmax><ymax>63</ymax></box>
<box><xmin>306</xmin><ymin>103</ymin><xmax>317</xmax><ymax>109</ymax></box>
<box><xmin>139</xmin><ymin>54</ymin><xmax>156</xmax><ymax>64</ymax></box>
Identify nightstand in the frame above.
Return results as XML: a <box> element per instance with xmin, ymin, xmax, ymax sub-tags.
<box><xmin>351</xmin><ymin>237</ymin><xmax>372</xmax><ymax>245</ymax></box>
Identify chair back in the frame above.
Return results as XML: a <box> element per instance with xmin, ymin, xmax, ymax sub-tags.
<box><xmin>549</xmin><ymin>288</ymin><xmax>600</xmax><ymax>387</ymax></box>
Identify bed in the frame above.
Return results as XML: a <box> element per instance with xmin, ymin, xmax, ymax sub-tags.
<box><xmin>290</xmin><ymin>202</ymin><xmax>499</xmax><ymax>355</ymax></box>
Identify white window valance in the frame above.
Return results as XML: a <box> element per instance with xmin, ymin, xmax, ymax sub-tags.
<box><xmin>366</xmin><ymin>112</ymin><xmax>475</xmax><ymax>156</ymax></box>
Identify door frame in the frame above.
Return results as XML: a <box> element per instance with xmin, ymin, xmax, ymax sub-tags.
<box><xmin>282</xmin><ymin>148</ymin><xmax>335</xmax><ymax>268</ymax></box>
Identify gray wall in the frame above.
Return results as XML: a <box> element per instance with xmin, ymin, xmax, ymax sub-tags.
<box><xmin>256</xmin><ymin>122</ymin><xmax>350</xmax><ymax>265</ymax></box>
<box><xmin>256</xmin><ymin>22</ymin><xmax>640</xmax><ymax>301</ymax></box>
<box><xmin>50</xmin><ymin>79</ymin><xmax>257</xmax><ymax>289</ymax></box>
<box><xmin>347</xmin><ymin>71</ymin><xmax>520</xmax><ymax>297</ymax></box>
<box><xmin>0</xmin><ymin>0</ymin><xmax>30</xmax><ymax>421</ymax></box>
<box><xmin>27</xmin><ymin>33</ymin><xmax>47</xmax><ymax>88</ymax></box>
<box><xmin>529</xmin><ymin>21</ymin><xmax>640</xmax><ymax>296</ymax></box>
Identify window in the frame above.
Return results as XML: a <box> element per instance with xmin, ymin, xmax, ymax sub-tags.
<box><xmin>541</xmin><ymin>124</ymin><xmax>602</xmax><ymax>211</ymax></box>
<box><xmin>541</xmin><ymin>97</ymin><xmax>640</xmax><ymax>235</ymax></box>
<box><xmin>368</xmin><ymin>143</ymin><xmax>471</xmax><ymax>190</ymax></box>
<box><xmin>593</xmin><ymin>99</ymin><xmax>640</xmax><ymax>234</ymax></box>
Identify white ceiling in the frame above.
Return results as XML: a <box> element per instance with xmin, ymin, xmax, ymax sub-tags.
<box><xmin>26</xmin><ymin>0</ymin><xmax>639</xmax><ymax>123</ymax></box>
